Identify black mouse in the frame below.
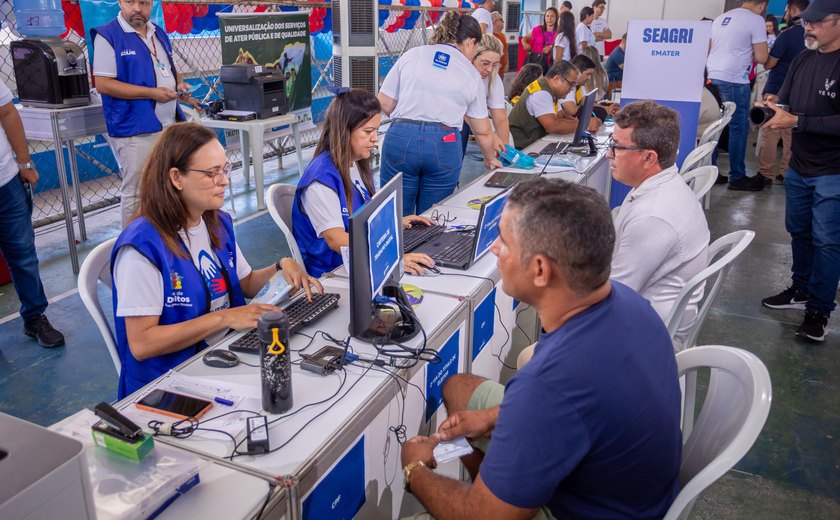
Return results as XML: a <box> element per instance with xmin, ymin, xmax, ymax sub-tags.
<box><xmin>202</xmin><ymin>349</ymin><xmax>240</xmax><ymax>368</ymax></box>
<box><xmin>427</xmin><ymin>265</ymin><xmax>441</xmax><ymax>274</ymax></box>
<box><xmin>528</xmin><ymin>152</ymin><xmax>540</xmax><ymax>158</ymax></box>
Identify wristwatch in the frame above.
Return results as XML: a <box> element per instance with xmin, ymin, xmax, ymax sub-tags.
<box><xmin>403</xmin><ymin>460</ymin><xmax>426</xmax><ymax>492</ymax></box>
<box><xmin>274</xmin><ymin>260</ymin><xmax>283</xmax><ymax>272</ymax></box>
<box><xmin>17</xmin><ymin>161</ymin><xmax>34</xmax><ymax>170</ymax></box>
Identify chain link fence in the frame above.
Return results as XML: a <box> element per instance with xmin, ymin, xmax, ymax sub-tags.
<box><xmin>1</xmin><ymin>0</ymin><xmax>465</xmax><ymax>228</ymax></box>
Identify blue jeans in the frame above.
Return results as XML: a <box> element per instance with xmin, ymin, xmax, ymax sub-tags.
<box><xmin>785</xmin><ymin>168</ymin><xmax>840</xmax><ymax>314</ymax></box>
<box><xmin>380</xmin><ymin>120</ymin><xmax>463</xmax><ymax>215</ymax></box>
<box><xmin>711</xmin><ymin>80</ymin><xmax>751</xmax><ymax>181</ymax></box>
<box><xmin>0</xmin><ymin>175</ymin><xmax>48</xmax><ymax>320</ymax></box>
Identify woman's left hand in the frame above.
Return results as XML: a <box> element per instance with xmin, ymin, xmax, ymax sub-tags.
<box><xmin>543</xmin><ymin>44</ymin><xmax>552</xmax><ymax>55</ymax></box>
<box><xmin>403</xmin><ymin>215</ymin><xmax>435</xmax><ymax>229</ymax></box>
<box><xmin>279</xmin><ymin>258</ymin><xmax>324</xmax><ymax>302</ymax></box>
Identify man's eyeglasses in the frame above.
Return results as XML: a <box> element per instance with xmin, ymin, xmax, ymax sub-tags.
<box><xmin>803</xmin><ymin>15</ymin><xmax>839</xmax><ymax>28</ymax></box>
<box><xmin>560</xmin><ymin>75</ymin><xmax>578</xmax><ymax>89</ymax></box>
<box><xmin>186</xmin><ymin>163</ymin><xmax>233</xmax><ymax>184</ymax></box>
<box><xmin>124</xmin><ymin>0</ymin><xmax>152</xmax><ymax>7</ymax></box>
<box><xmin>606</xmin><ymin>136</ymin><xmax>648</xmax><ymax>154</ymax></box>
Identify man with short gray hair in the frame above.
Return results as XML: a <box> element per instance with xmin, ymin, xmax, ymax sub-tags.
<box><xmin>610</xmin><ymin>100</ymin><xmax>710</xmax><ymax>349</ymax></box>
<box><xmin>399</xmin><ymin>178</ymin><xmax>682</xmax><ymax>520</ymax></box>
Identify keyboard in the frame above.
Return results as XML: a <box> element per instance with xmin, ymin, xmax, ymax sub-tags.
<box><xmin>229</xmin><ymin>292</ymin><xmax>341</xmax><ymax>354</ymax></box>
<box><xmin>404</xmin><ymin>224</ymin><xmax>445</xmax><ymax>252</ymax></box>
<box><xmin>539</xmin><ymin>141</ymin><xmax>570</xmax><ymax>155</ymax></box>
<box><xmin>433</xmin><ymin>236</ymin><xmax>474</xmax><ymax>265</ymax></box>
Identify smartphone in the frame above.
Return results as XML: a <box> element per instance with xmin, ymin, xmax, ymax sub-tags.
<box><xmin>135</xmin><ymin>389</ymin><xmax>213</xmax><ymax>420</ymax></box>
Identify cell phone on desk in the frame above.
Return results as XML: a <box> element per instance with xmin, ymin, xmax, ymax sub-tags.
<box><xmin>135</xmin><ymin>389</ymin><xmax>213</xmax><ymax>420</ymax></box>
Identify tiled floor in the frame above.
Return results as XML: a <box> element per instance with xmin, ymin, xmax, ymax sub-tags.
<box><xmin>0</xmin><ymin>136</ymin><xmax>837</xmax><ymax>518</ymax></box>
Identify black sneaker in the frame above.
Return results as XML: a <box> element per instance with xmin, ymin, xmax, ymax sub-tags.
<box><xmin>23</xmin><ymin>315</ymin><xmax>65</xmax><ymax>348</ymax></box>
<box><xmin>728</xmin><ymin>176</ymin><xmax>764</xmax><ymax>191</ymax></box>
<box><xmin>797</xmin><ymin>310</ymin><xmax>829</xmax><ymax>342</ymax></box>
<box><xmin>715</xmin><ymin>173</ymin><xmax>729</xmax><ymax>185</ymax></box>
<box><xmin>762</xmin><ymin>287</ymin><xmax>809</xmax><ymax>310</ymax></box>
<box><xmin>774</xmin><ymin>174</ymin><xmax>785</xmax><ymax>185</ymax></box>
<box><xmin>760</xmin><ymin>176</ymin><xmax>773</xmax><ymax>187</ymax></box>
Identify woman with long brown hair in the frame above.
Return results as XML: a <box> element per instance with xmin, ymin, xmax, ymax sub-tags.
<box><xmin>292</xmin><ymin>87</ymin><xmax>435</xmax><ymax>278</ymax></box>
<box><xmin>110</xmin><ymin>122</ymin><xmax>320</xmax><ymax>398</ymax></box>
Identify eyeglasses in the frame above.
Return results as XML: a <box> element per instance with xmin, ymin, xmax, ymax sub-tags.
<box><xmin>606</xmin><ymin>136</ymin><xmax>648</xmax><ymax>155</ymax></box>
<box><xmin>476</xmin><ymin>59</ymin><xmax>500</xmax><ymax>69</ymax></box>
<box><xmin>803</xmin><ymin>15</ymin><xmax>839</xmax><ymax>28</ymax></box>
<box><xmin>560</xmin><ymin>75</ymin><xmax>578</xmax><ymax>89</ymax></box>
<box><xmin>185</xmin><ymin>163</ymin><xmax>233</xmax><ymax>184</ymax></box>
<box><xmin>123</xmin><ymin>0</ymin><xmax>152</xmax><ymax>7</ymax></box>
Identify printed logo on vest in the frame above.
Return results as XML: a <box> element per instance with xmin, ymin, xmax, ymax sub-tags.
<box><xmin>170</xmin><ymin>271</ymin><xmax>183</xmax><ymax>290</ymax></box>
<box><xmin>120</xmin><ymin>49</ymin><xmax>137</xmax><ymax>57</ymax></box>
<box><xmin>198</xmin><ymin>250</ymin><xmax>228</xmax><ymax>298</ymax></box>
<box><xmin>433</xmin><ymin>51</ymin><xmax>451</xmax><ymax>69</ymax></box>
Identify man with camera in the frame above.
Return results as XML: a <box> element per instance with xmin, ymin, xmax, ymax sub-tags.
<box><xmin>760</xmin><ymin>0</ymin><xmax>840</xmax><ymax>342</ymax></box>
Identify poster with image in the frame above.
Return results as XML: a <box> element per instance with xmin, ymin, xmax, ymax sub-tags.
<box><xmin>218</xmin><ymin>13</ymin><xmax>311</xmax><ymax>112</ymax></box>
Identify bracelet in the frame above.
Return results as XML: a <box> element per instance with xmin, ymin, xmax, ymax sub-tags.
<box><xmin>274</xmin><ymin>260</ymin><xmax>282</xmax><ymax>272</ymax></box>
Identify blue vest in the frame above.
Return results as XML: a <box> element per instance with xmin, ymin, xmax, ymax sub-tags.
<box><xmin>292</xmin><ymin>152</ymin><xmax>367</xmax><ymax>277</ymax></box>
<box><xmin>92</xmin><ymin>19</ymin><xmax>185</xmax><ymax>137</ymax></box>
<box><xmin>110</xmin><ymin>213</ymin><xmax>245</xmax><ymax>398</ymax></box>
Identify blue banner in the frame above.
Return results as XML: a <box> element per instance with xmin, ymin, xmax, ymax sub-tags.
<box><xmin>302</xmin><ymin>436</ymin><xmax>366</xmax><ymax>520</ymax></box>
<box><xmin>472</xmin><ymin>288</ymin><xmax>496</xmax><ymax>361</ymax></box>
<box><xmin>426</xmin><ymin>330</ymin><xmax>461</xmax><ymax>422</ymax></box>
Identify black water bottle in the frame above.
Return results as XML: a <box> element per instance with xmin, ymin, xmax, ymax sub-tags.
<box><xmin>257</xmin><ymin>311</ymin><xmax>293</xmax><ymax>414</ymax></box>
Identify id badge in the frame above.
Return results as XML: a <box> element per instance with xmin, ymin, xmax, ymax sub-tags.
<box><xmin>157</xmin><ymin>61</ymin><xmax>170</xmax><ymax>77</ymax></box>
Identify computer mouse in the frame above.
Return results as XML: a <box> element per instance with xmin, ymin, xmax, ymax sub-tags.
<box><xmin>528</xmin><ymin>152</ymin><xmax>540</xmax><ymax>158</ymax></box>
<box><xmin>202</xmin><ymin>349</ymin><xmax>240</xmax><ymax>368</ymax></box>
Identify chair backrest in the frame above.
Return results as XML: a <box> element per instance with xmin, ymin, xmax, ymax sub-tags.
<box><xmin>722</xmin><ymin>101</ymin><xmax>736</xmax><ymax>123</ymax></box>
<box><xmin>679</xmin><ymin>141</ymin><xmax>718</xmax><ymax>175</ymax></box>
<box><xmin>664</xmin><ymin>230</ymin><xmax>755</xmax><ymax>350</ymax></box>
<box><xmin>78</xmin><ymin>238</ymin><xmax>120</xmax><ymax>374</ymax></box>
<box><xmin>266</xmin><ymin>183</ymin><xmax>305</xmax><ymax>266</ymax></box>
<box><xmin>698</xmin><ymin>117</ymin><xmax>727</xmax><ymax>147</ymax></box>
<box><xmin>682</xmin><ymin>165</ymin><xmax>718</xmax><ymax>202</ymax></box>
<box><xmin>664</xmin><ymin>345</ymin><xmax>772</xmax><ymax>520</ymax></box>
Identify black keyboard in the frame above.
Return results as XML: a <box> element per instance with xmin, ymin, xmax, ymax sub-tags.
<box><xmin>404</xmin><ymin>225</ymin><xmax>445</xmax><ymax>252</ymax></box>
<box><xmin>433</xmin><ymin>236</ymin><xmax>474</xmax><ymax>265</ymax></box>
<box><xmin>229</xmin><ymin>292</ymin><xmax>341</xmax><ymax>354</ymax></box>
<box><xmin>539</xmin><ymin>141</ymin><xmax>570</xmax><ymax>155</ymax></box>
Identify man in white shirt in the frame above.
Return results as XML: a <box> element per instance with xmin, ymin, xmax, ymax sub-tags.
<box><xmin>0</xmin><ymin>82</ymin><xmax>65</xmax><ymax>348</ymax></box>
<box><xmin>471</xmin><ymin>1</ymin><xmax>493</xmax><ymax>34</ymax></box>
<box><xmin>707</xmin><ymin>0</ymin><xmax>769</xmax><ymax>191</ymax></box>
<box><xmin>92</xmin><ymin>0</ymin><xmax>188</xmax><ymax>226</ymax></box>
<box><xmin>610</xmin><ymin>101</ymin><xmax>710</xmax><ymax>350</ymax></box>
<box><xmin>590</xmin><ymin>0</ymin><xmax>613</xmax><ymax>56</ymax></box>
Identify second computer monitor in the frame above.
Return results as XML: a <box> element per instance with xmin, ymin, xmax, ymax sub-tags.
<box><xmin>572</xmin><ymin>89</ymin><xmax>599</xmax><ymax>146</ymax></box>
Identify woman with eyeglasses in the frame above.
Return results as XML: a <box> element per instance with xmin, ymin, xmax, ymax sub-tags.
<box><xmin>110</xmin><ymin>122</ymin><xmax>321</xmax><ymax>398</ymax></box>
<box><xmin>461</xmin><ymin>33</ymin><xmax>511</xmax><ymax>156</ymax></box>
<box><xmin>292</xmin><ymin>88</ymin><xmax>436</xmax><ymax>278</ymax></box>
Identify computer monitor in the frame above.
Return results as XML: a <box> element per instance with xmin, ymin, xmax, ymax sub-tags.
<box><xmin>472</xmin><ymin>188</ymin><xmax>510</xmax><ymax>262</ymax></box>
<box><xmin>572</xmin><ymin>89</ymin><xmax>599</xmax><ymax>147</ymax></box>
<box><xmin>348</xmin><ymin>173</ymin><xmax>419</xmax><ymax>343</ymax></box>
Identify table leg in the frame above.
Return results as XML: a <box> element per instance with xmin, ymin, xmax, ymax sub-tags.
<box><xmin>251</xmin><ymin>124</ymin><xmax>266</xmax><ymax>210</ymax></box>
<box><xmin>240</xmin><ymin>129</ymin><xmax>251</xmax><ymax>186</ymax></box>
<box><xmin>50</xmin><ymin>113</ymin><xmax>79</xmax><ymax>274</ymax></box>
<box><xmin>291</xmin><ymin>122</ymin><xmax>304</xmax><ymax>176</ymax></box>
<box><xmin>67</xmin><ymin>140</ymin><xmax>87</xmax><ymax>241</ymax></box>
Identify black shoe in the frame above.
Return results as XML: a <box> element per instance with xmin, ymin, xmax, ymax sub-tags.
<box><xmin>762</xmin><ymin>286</ymin><xmax>809</xmax><ymax>310</ymax></box>
<box><xmin>23</xmin><ymin>315</ymin><xmax>65</xmax><ymax>348</ymax></box>
<box><xmin>728</xmin><ymin>176</ymin><xmax>764</xmax><ymax>191</ymax></box>
<box><xmin>761</xmin><ymin>176</ymin><xmax>773</xmax><ymax>187</ymax></box>
<box><xmin>797</xmin><ymin>310</ymin><xmax>829</xmax><ymax>342</ymax></box>
<box><xmin>774</xmin><ymin>174</ymin><xmax>785</xmax><ymax>185</ymax></box>
<box><xmin>714</xmin><ymin>173</ymin><xmax>729</xmax><ymax>185</ymax></box>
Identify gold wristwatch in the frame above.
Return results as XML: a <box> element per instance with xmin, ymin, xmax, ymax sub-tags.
<box><xmin>403</xmin><ymin>460</ymin><xmax>426</xmax><ymax>492</ymax></box>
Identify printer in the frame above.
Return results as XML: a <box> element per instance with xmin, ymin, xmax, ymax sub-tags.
<box><xmin>10</xmin><ymin>37</ymin><xmax>91</xmax><ymax>109</ymax></box>
<box><xmin>220</xmin><ymin>64</ymin><xmax>287</xmax><ymax>119</ymax></box>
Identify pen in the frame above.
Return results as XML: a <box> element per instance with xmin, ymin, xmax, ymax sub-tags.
<box><xmin>173</xmin><ymin>385</ymin><xmax>235</xmax><ymax>406</ymax></box>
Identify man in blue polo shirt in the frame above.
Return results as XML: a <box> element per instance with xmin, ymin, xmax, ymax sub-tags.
<box><xmin>92</xmin><ymin>0</ymin><xmax>187</xmax><ymax>226</ymax></box>
<box><xmin>399</xmin><ymin>179</ymin><xmax>682</xmax><ymax>519</ymax></box>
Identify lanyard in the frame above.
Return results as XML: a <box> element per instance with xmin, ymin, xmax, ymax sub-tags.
<box><xmin>149</xmin><ymin>34</ymin><xmax>160</xmax><ymax>63</ymax></box>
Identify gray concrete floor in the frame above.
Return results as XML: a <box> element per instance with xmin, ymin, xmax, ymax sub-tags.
<box><xmin>0</xmin><ymin>132</ymin><xmax>838</xmax><ymax>518</ymax></box>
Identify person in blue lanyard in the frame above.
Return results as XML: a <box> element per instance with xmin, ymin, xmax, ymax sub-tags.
<box><xmin>292</xmin><ymin>88</ymin><xmax>437</xmax><ymax>278</ymax></box>
<box><xmin>110</xmin><ymin>123</ymin><xmax>321</xmax><ymax>398</ymax></box>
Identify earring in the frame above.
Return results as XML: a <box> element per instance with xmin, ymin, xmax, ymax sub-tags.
<box><xmin>175</xmin><ymin>185</ymin><xmax>183</xmax><ymax>191</ymax></box>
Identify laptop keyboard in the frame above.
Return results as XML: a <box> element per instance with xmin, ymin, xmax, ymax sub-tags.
<box><xmin>228</xmin><ymin>292</ymin><xmax>341</xmax><ymax>354</ymax></box>
<box><xmin>539</xmin><ymin>141</ymin><xmax>570</xmax><ymax>155</ymax></box>
<box><xmin>433</xmin><ymin>236</ymin><xmax>474</xmax><ymax>265</ymax></box>
<box><xmin>404</xmin><ymin>225</ymin><xmax>445</xmax><ymax>252</ymax></box>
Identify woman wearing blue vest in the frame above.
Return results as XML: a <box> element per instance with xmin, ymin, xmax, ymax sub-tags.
<box><xmin>110</xmin><ymin>123</ymin><xmax>321</xmax><ymax>398</ymax></box>
<box><xmin>292</xmin><ymin>88</ymin><xmax>436</xmax><ymax>278</ymax></box>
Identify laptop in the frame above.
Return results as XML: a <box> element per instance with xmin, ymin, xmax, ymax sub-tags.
<box><xmin>410</xmin><ymin>189</ymin><xmax>510</xmax><ymax>270</ymax></box>
<box><xmin>484</xmin><ymin>140</ymin><xmax>571</xmax><ymax>189</ymax></box>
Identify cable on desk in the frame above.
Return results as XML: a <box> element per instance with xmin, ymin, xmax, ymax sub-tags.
<box><xmin>254</xmin><ymin>482</ymin><xmax>276</xmax><ymax>520</ymax></box>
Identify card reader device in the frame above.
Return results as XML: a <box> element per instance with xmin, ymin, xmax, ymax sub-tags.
<box><xmin>246</xmin><ymin>416</ymin><xmax>270</xmax><ymax>454</ymax></box>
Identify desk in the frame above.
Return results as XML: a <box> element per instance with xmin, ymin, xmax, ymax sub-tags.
<box><xmin>201</xmin><ymin>113</ymin><xmax>307</xmax><ymax>210</ymax></box>
<box><xmin>18</xmin><ymin>104</ymin><xmax>108</xmax><ymax>273</ymax></box>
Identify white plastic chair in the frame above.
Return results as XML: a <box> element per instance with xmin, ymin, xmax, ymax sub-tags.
<box><xmin>682</xmin><ymin>165</ymin><xmax>718</xmax><ymax>203</ymax></box>
<box><xmin>664</xmin><ymin>345</ymin><xmax>772</xmax><ymax>520</ymax></box>
<box><xmin>698</xmin><ymin>117</ymin><xmax>727</xmax><ymax>148</ymax></box>
<box><xmin>722</xmin><ymin>101</ymin><xmax>736</xmax><ymax>124</ymax></box>
<box><xmin>78</xmin><ymin>238</ymin><xmax>120</xmax><ymax>374</ymax></box>
<box><xmin>679</xmin><ymin>141</ymin><xmax>718</xmax><ymax>175</ymax></box>
<box><xmin>266</xmin><ymin>183</ymin><xmax>305</xmax><ymax>266</ymax></box>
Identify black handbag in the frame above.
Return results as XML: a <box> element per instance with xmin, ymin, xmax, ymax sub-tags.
<box><xmin>524</xmin><ymin>51</ymin><xmax>544</xmax><ymax>67</ymax></box>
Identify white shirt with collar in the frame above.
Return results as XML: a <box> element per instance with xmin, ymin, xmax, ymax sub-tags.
<box><xmin>93</xmin><ymin>13</ymin><xmax>178</xmax><ymax>126</ymax></box>
<box><xmin>590</xmin><ymin>16</ymin><xmax>610</xmax><ymax>55</ymax></box>
<box><xmin>612</xmin><ymin>165</ymin><xmax>710</xmax><ymax>350</ymax></box>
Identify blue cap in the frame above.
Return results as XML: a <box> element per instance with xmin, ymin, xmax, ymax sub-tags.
<box><xmin>800</xmin><ymin>0</ymin><xmax>840</xmax><ymax>22</ymax></box>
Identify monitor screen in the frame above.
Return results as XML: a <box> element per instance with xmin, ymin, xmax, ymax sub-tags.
<box><xmin>572</xmin><ymin>90</ymin><xmax>599</xmax><ymax>146</ymax></box>
<box><xmin>473</xmin><ymin>189</ymin><xmax>510</xmax><ymax>261</ymax></box>
<box><xmin>366</xmin><ymin>189</ymin><xmax>401</xmax><ymax>296</ymax></box>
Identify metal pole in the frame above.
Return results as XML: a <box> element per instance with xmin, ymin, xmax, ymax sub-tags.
<box><xmin>67</xmin><ymin>140</ymin><xmax>87</xmax><ymax>241</ymax></box>
<box><xmin>50</xmin><ymin>111</ymin><xmax>79</xmax><ymax>273</ymax></box>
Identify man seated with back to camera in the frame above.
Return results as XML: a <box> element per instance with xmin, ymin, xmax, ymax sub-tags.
<box><xmin>508</xmin><ymin>60</ymin><xmax>600</xmax><ymax>150</ymax></box>
<box><xmin>610</xmin><ymin>100</ymin><xmax>710</xmax><ymax>350</ymax></box>
<box><xmin>399</xmin><ymin>179</ymin><xmax>682</xmax><ymax>520</ymax></box>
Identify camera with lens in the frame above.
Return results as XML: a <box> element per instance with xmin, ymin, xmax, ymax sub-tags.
<box><xmin>750</xmin><ymin>104</ymin><xmax>789</xmax><ymax>126</ymax></box>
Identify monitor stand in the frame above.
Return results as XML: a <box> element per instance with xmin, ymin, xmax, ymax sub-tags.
<box><xmin>355</xmin><ymin>282</ymin><xmax>420</xmax><ymax>343</ymax></box>
<box><xmin>568</xmin><ymin>134</ymin><xmax>598</xmax><ymax>157</ymax></box>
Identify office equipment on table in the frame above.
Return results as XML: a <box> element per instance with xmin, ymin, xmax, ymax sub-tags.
<box><xmin>404</xmin><ymin>224</ymin><xmax>445</xmax><ymax>252</ymax></box>
<box><xmin>257</xmin><ymin>311</ymin><xmax>294</xmax><ymax>413</ymax></box>
<box><xmin>0</xmin><ymin>412</ymin><xmax>96</xmax><ymax>520</ymax></box>
<box><xmin>412</xmin><ymin>189</ymin><xmax>510</xmax><ymax>270</ymax></box>
<box><xmin>229</xmin><ymin>292</ymin><xmax>341</xmax><ymax>354</ymax></box>
<box><xmin>220</xmin><ymin>64</ymin><xmax>287</xmax><ymax>119</ymax></box>
<box><xmin>538</xmin><ymin>140</ymin><xmax>571</xmax><ymax>156</ymax></box>
<box><xmin>563</xmin><ymin>90</ymin><xmax>599</xmax><ymax>156</ymax></box>
<box><xmin>11</xmin><ymin>37</ymin><xmax>90</xmax><ymax>108</ymax></box>
<box><xmin>349</xmin><ymin>172</ymin><xmax>420</xmax><ymax>343</ymax></box>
